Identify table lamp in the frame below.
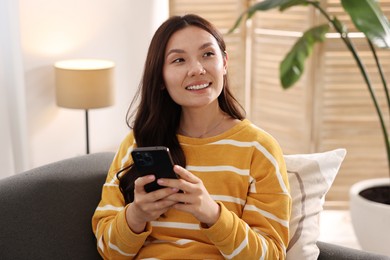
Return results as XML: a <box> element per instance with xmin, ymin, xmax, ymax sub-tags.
<box><xmin>54</xmin><ymin>59</ymin><xmax>115</xmax><ymax>154</ymax></box>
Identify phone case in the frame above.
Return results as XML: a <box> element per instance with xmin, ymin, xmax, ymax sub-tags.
<box><xmin>131</xmin><ymin>146</ymin><xmax>178</xmax><ymax>192</ymax></box>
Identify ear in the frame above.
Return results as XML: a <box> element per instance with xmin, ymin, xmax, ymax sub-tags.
<box><xmin>223</xmin><ymin>51</ymin><xmax>228</xmax><ymax>75</ymax></box>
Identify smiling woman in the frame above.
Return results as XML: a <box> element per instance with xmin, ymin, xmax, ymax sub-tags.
<box><xmin>91</xmin><ymin>14</ymin><xmax>291</xmax><ymax>259</ymax></box>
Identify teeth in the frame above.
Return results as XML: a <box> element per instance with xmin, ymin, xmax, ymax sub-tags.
<box><xmin>186</xmin><ymin>83</ymin><xmax>209</xmax><ymax>90</ymax></box>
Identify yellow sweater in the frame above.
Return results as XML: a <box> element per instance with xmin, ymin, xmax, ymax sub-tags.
<box><xmin>92</xmin><ymin>119</ymin><xmax>291</xmax><ymax>259</ymax></box>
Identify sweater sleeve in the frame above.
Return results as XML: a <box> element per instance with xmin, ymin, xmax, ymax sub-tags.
<box><xmin>201</xmin><ymin>134</ymin><xmax>291</xmax><ymax>259</ymax></box>
<box><xmin>91</xmin><ymin>133</ymin><xmax>151</xmax><ymax>259</ymax></box>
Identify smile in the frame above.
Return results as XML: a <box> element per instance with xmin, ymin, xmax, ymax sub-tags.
<box><xmin>185</xmin><ymin>83</ymin><xmax>210</xmax><ymax>90</ymax></box>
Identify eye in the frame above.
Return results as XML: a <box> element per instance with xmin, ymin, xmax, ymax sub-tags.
<box><xmin>172</xmin><ymin>58</ymin><xmax>185</xmax><ymax>64</ymax></box>
<box><xmin>203</xmin><ymin>51</ymin><xmax>215</xmax><ymax>57</ymax></box>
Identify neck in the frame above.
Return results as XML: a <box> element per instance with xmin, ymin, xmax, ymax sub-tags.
<box><xmin>179</xmin><ymin>107</ymin><xmax>226</xmax><ymax>138</ymax></box>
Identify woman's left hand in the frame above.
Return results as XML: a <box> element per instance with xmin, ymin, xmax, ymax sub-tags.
<box><xmin>157</xmin><ymin>165</ymin><xmax>220</xmax><ymax>227</ymax></box>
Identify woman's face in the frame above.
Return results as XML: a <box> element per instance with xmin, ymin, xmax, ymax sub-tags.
<box><xmin>163</xmin><ymin>26</ymin><xmax>227</xmax><ymax>110</ymax></box>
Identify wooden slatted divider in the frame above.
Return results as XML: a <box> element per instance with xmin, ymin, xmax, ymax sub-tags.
<box><xmin>169</xmin><ymin>0</ymin><xmax>390</xmax><ymax>208</ymax></box>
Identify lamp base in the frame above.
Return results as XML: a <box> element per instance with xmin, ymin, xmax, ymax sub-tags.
<box><xmin>85</xmin><ymin>109</ymin><xmax>90</xmax><ymax>154</ymax></box>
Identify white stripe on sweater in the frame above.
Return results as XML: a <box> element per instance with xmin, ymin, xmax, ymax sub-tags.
<box><xmin>146</xmin><ymin>239</ymin><xmax>194</xmax><ymax>246</ymax></box>
<box><xmin>120</xmin><ymin>144</ymin><xmax>134</xmax><ymax>169</ymax></box>
<box><xmin>98</xmin><ymin>235</ymin><xmax>105</xmax><ymax>254</ymax></box>
<box><xmin>96</xmin><ymin>205</ymin><xmax>124</xmax><ymax>212</ymax></box>
<box><xmin>245</xmin><ymin>204</ymin><xmax>289</xmax><ymax>228</ymax></box>
<box><xmin>259</xmin><ymin>233</ymin><xmax>268</xmax><ymax>260</ymax></box>
<box><xmin>186</xmin><ymin>165</ymin><xmax>249</xmax><ymax>176</ymax></box>
<box><xmin>221</xmin><ymin>224</ymin><xmax>249</xmax><ymax>259</ymax></box>
<box><xmin>210</xmin><ymin>139</ymin><xmax>289</xmax><ymax>194</ymax></box>
<box><xmin>108</xmin><ymin>223</ymin><xmax>135</xmax><ymax>257</ymax></box>
<box><xmin>150</xmin><ymin>221</ymin><xmax>200</xmax><ymax>230</ymax></box>
<box><xmin>107</xmin><ymin>143</ymin><xmax>135</xmax><ymax>185</ymax></box>
<box><xmin>175</xmin><ymin>239</ymin><xmax>194</xmax><ymax>245</ymax></box>
<box><xmin>211</xmin><ymin>195</ymin><xmax>246</xmax><ymax>205</ymax></box>
<box><xmin>104</xmin><ymin>183</ymin><xmax>119</xmax><ymax>187</ymax></box>
<box><xmin>108</xmin><ymin>241</ymin><xmax>135</xmax><ymax>257</ymax></box>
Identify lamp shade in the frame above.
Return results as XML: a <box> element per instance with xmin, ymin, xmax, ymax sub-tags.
<box><xmin>54</xmin><ymin>59</ymin><xmax>115</xmax><ymax>109</ymax></box>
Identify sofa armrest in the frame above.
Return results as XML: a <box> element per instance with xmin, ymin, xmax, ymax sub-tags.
<box><xmin>0</xmin><ymin>152</ymin><xmax>115</xmax><ymax>260</ymax></box>
<box><xmin>317</xmin><ymin>241</ymin><xmax>390</xmax><ymax>260</ymax></box>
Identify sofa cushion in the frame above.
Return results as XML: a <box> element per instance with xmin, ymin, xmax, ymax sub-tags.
<box><xmin>285</xmin><ymin>149</ymin><xmax>347</xmax><ymax>260</ymax></box>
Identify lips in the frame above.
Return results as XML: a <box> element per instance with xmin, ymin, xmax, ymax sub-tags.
<box><xmin>185</xmin><ymin>82</ymin><xmax>211</xmax><ymax>90</ymax></box>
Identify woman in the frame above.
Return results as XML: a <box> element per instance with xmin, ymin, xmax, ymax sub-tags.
<box><xmin>92</xmin><ymin>14</ymin><xmax>291</xmax><ymax>259</ymax></box>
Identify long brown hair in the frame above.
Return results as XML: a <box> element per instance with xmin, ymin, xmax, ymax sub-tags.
<box><xmin>119</xmin><ymin>14</ymin><xmax>245</xmax><ymax>203</ymax></box>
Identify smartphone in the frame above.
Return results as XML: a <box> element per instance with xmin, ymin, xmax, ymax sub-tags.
<box><xmin>131</xmin><ymin>146</ymin><xmax>178</xmax><ymax>192</ymax></box>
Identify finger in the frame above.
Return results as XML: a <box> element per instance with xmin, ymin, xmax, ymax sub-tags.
<box><xmin>165</xmin><ymin>192</ymin><xmax>192</xmax><ymax>204</ymax></box>
<box><xmin>173</xmin><ymin>165</ymin><xmax>200</xmax><ymax>183</ymax></box>
<box><xmin>146</xmin><ymin>186</ymin><xmax>180</xmax><ymax>202</ymax></box>
<box><xmin>134</xmin><ymin>175</ymin><xmax>155</xmax><ymax>193</ymax></box>
<box><xmin>156</xmin><ymin>178</ymin><xmax>182</xmax><ymax>190</ymax></box>
<box><xmin>155</xmin><ymin>198</ymin><xmax>179</xmax><ymax>210</ymax></box>
<box><xmin>172</xmin><ymin>201</ymin><xmax>190</xmax><ymax>212</ymax></box>
<box><xmin>145</xmin><ymin>196</ymin><xmax>179</xmax><ymax>217</ymax></box>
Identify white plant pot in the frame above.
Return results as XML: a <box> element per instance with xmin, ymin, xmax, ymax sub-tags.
<box><xmin>349</xmin><ymin>178</ymin><xmax>390</xmax><ymax>256</ymax></box>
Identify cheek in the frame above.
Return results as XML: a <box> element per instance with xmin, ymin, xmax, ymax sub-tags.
<box><xmin>163</xmin><ymin>74</ymin><xmax>178</xmax><ymax>95</ymax></box>
<box><xmin>163</xmin><ymin>71</ymin><xmax>181</xmax><ymax>102</ymax></box>
<box><xmin>208</xmin><ymin>59</ymin><xmax>225</xmax><ymax>78</ymax></box>
<box><xmin>165</xmin><ymin>87</ymin><xmax>183</xmax><ymax>106</ymax></box>
<box><xmin>211</xmin><ymin>64</ymin><xmax>226</xmax><ymax>86</ymax></box>
<box><xmin>163</xmin><ymin>65</ymin><xmax>180</xmax><ymax>87</ymax></box>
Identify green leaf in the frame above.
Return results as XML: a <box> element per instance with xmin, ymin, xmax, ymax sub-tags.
<box><xmin>247</xmin><ymin>0</ymin><xmax>293</xmax><ymax>16</ymax></box>
<box><xmin>280</xmin><ymin>24</ymin><xmax>330</xmax><ymax>88</ymax></box>
<box><xmin>341</xmin><ymin>0</ymin><xmax>390</xmax><ymax>48</ymax></box>
<box><xmin>246</xmin><ymin>0</ymin><xmax>308</xmax><ymax>17</ymax></box>
<box><xmin>228</xmin><ymin>0</ymin><xmax>308</xmax><ymax>33</ymax></box>
<box><xmin>332</xmin><ymin>17</ymin><xmax>348</xmax><ymax>36</ymax></box>
<box><xmin>280</xmin><ymin>0</ymin><xmax>311</xmax><ymax>11</ymax></box>
<box><xmin>228</xmin><ymin>13</ymin><xmax>246</xmax><ymax>33</ymax></box>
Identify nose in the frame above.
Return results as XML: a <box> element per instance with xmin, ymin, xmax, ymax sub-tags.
<box><xmin>188</xmin><ymin>60</ymin><xmax>206</xmax><ymax>76</ymax></box>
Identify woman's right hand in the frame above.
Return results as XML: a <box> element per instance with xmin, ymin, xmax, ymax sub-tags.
<box><xmin>125</xmin><ymin>174</ymin><xmax>179</xmax><ymax>233</ymax></box>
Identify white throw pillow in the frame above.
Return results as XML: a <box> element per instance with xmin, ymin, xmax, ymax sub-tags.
<box><xmin>285</xmin><ymin>149</ymin><xmax>347</xmax><ymax>260</ymax></box>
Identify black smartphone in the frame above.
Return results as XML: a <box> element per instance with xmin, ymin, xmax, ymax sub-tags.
<box><xmin>131</xmin><ymin>146</ymin><xmax>178</xmax><ymax>192</ymax></box>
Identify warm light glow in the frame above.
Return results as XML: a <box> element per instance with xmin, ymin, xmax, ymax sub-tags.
<box><xmin>54</xmin><ymin>59</ymin><xmax>115</xmax><ymax>109</ymax></box>
<box><xmin>54</xmin><ymin>59</ymin><xmax>115</xmax><ymax>70</ymax></box>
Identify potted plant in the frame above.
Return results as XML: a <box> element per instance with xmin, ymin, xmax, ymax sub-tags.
<box><xmin>230</xmin><ymin>0</ymin><xmax>390</xmax><ymax>255</ymax></box>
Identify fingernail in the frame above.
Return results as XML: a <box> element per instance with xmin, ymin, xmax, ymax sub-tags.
<box><xmin>157</xmin><ymin>179</ymin><xmax>164</xmax><ymax>184</ymax></box>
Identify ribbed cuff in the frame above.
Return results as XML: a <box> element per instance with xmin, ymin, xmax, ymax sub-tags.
<box><xmin>115</xmin><ymin>205</ymin><xmax>152</xmax><ymax>250</ymax></box>
<box><xmin>200</xmin><ymin>202</ymin><xmax>234</xmax><ymax>244</ymax></box>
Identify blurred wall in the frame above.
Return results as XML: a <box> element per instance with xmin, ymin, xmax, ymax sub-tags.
<box><xmin>19</xmin><ymin>0</ymin><xmax>169</xmax><ymax>169</ymax></box>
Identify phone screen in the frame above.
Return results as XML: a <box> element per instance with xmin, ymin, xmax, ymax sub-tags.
<box><xmin>131</xmin><ymin>146</ymin><xmax>178</xmax><ymax>192</ymax></box>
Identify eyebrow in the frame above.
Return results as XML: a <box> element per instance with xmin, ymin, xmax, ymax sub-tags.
<box><xmin>165</xmin><ymin>42</ymin><xmax>215</xmax><ymax>58</ymax></box>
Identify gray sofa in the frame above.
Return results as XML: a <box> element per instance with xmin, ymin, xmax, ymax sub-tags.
<box><xmin>0</xmin><ymin>152</ymin><xmax>389</xmax><ymax>260</ymax></box>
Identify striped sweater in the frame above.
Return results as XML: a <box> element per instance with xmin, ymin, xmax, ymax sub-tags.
<box><xmin>92</xmin><ymin>119</ymin><xmax>291</xmax><ymax>259</ymax></box>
